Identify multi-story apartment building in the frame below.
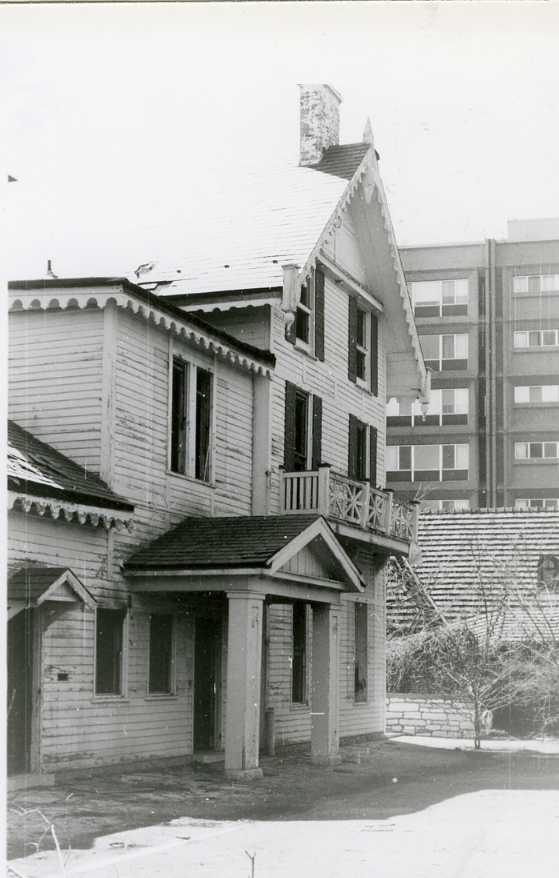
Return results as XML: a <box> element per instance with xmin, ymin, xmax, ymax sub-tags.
<box><xmin>7</xmin><ymin>84</ymin><xmax>428</xmax><ymax>785</ymax></box>
<box><xmin>387</xmin><ymin>219</ymin><xmax>559</xmax><ymax>512</ymax></box>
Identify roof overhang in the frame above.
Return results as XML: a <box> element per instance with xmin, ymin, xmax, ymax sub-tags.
<box><xmin>8</xmin><ymin>566</ymin><xmax>96</xmax><ymax>619</ymax></box>
<box><xmin>126</xmin><ymin>516</ymin><xmax>364</xmax><ymax>599</ymax></box>
<box><xmin>8</xmin><ymin>490</ymin><xmax>133</xmax><ymax>530</ymax></box>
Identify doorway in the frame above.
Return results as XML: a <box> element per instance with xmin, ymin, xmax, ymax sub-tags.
<box><xmin>7</xmin><ymin>610</ymin><xmax>34</xmax><ymax>775</ymax></box>
<box><xmin>193</xmin><ymin>616</ymin><xmax>222</xmax><ymax>752</ymax></box>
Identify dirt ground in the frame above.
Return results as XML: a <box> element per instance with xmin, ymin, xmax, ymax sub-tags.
<box><xmin>8</xmin><ymin>738</ymin><xmax>559</xmax><ymax>861</ymax></box>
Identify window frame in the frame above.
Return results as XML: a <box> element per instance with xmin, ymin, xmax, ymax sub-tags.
<box><xmin>514</xmin><ymin>385</ymin><xmax>559</xmax><ymax>405</ymax></box>
<box><xmin>419</xmin><ymin>333</ymin><xmax>469</xmax><ymax>371</ymax></box>
<box><xmin>513</xmin><ymin>274</ymin><xmax>559</xmax><ymax>296</ymax></box>
<box><xmin>422</xmin><ymin>498</ymin><xmax>471</xmax><ymax>512</ymax></box>
<box><xmin>387</xmin><ymin>388</ymin><xmax>469</xmax><ymax>427</ymax></box>
<box><xmin>291</xmin><ymin>602</ymin><xmax>308</xmax><ymax>705</ymax></box>
<box><xmin>355</xmin><ymin>306</ymin><xmax>371</xmax><ymax>388</ymax></box>
<box><xmin>295</xmin><ymin>275</ymin><xmax>315</xmax><ymax>353</ymax></box>
<box><xmin>94</xmin><ymin>606</ymin><xmax>127</xmax><ymax>698</ymax></box>
<box><xmin>354</xmin><ymin>602</ymin><xmax>369</xmax><ymax>704</ymax></box>
<box><xmin>147</xmin><ymin>613</ymin><xmax>176</xmax><ymax>697</ymax></box>
<box><xmin>168</xmin><ymin>353</ymin><xmax>215</xmax><ymax>483</ymax></box>
<box><xmin>411</xmin><ymin>278</ymin><xmax>469</xmax><ymax>317</ymax></box>
<box><xmin>514</xmin><ymin>498</ymin><xmax>559</xmax><ymax>511</ymax></box>
<box><xmin>514</xmin><ymin>441</ymin><xmax>559</xmax><ymax>461</ymax></box>
<box><xmin>513</xmin><ymin>329</ymin><xmax>559</xmax><ymax>349</ymax></box>
<box><xmin>386</xmin><ymin>443</ymin><xmax>470</xmax><ymax>482</ymax></box>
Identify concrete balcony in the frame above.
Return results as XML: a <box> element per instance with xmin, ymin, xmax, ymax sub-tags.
<box><xmin>280</xmin><ymin>465</ymin><xmax>418</xmax><ymax>554</ymax></box>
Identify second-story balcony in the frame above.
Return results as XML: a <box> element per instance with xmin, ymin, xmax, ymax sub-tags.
<box><xmin>280</xmin><ymin>465</ymin><xmax>418</xmax><ymax>553</ymax></box>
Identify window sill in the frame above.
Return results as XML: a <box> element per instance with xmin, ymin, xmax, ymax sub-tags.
<box><xmin>513</xmin><ymin>291</ymin><xmax>559</xmax><ymax>298</ymax></box>
<box><xmin>144</xmin><ymin>693</ymin><xmax>179</xmax><ymax>701</ymax></box>
<box><xmin>514</xmin><ymin>402</ymin><xmax>559</xmax><ymax>408</ymax></box>
<box><xmin>91</xmin><ymin>696</ymin><xmax>129</xmax><ymax>704</ymax></box>
<box><xmin>514</xmin><ymin>459</ymin><xmax>559</xmax><ymax>465</ymax></box>
<box><xmin>513</xmin><ymin>346</ymin><xmax>559</xmax><ymax>353</ymax></box>
<box><xmin>290</xmin><ymin>702</ymin><xmax>309</xmax><ymax>711</ymax></box>
<box><xmin>293</xmin><ymin>340</ymin><xmax>317</xmax><ymax>361</ymax></box>
<box><xmin>166</xmin><ymin>470</ymin><xmax>216</xmax><ymax>489</ymax></box>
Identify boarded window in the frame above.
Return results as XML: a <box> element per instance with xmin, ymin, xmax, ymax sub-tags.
<box><xmin>95</xmin><ymin>608</ymin><xmax>125</xmax><ymax>695</ymax></box>
<box><xmin>149</xmin><ymin>614</ymin><xmax>174</xmax><ymax>694</ymax></box>
<box><xmin>292</xmin><ymin>602</ymin><xmax>307</xmax><ymax>703</ymax></box>
<box><xmin>354</xmin><ymin>603</ymin><xmax>368</xmax><ymax>702</ymax></box>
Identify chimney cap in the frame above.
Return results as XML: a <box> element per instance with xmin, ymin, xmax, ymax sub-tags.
<box><xmin>298</xmin><ymin>83</ymin><xmax>343</xmax><ymax>104</ymax></box>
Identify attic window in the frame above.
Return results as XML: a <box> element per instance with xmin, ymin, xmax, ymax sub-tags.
<box><xmin>537</xmin><ymin>555</ymin><xmax>559</xmax><ymax>588</ymax></box>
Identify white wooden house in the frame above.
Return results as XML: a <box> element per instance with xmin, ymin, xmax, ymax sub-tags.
<box><xmin>7</xmin><ymin>84</ymin><xmax>428</xmax><ymax>783</ymax></box>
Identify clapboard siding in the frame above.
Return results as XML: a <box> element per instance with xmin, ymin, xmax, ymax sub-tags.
<box><xmin>9</xmin><ymin>509</ymin><xmax>196</xmax><ymax>771</ymax></box>
<box><xmin>268</xmin><ymin>272</ymin><xmax>386</xmax><ymax>513</ymax></box>
<box><xmin>9</xmin><ymin>310</ymin><xmax>104</xmax><ymax>469</ymax></box>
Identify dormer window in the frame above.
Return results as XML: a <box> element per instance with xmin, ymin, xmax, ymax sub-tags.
<box><xmin>537</xmin><ymin>555</ymin><xmax>559</xmax><ymax>588</ymax></box>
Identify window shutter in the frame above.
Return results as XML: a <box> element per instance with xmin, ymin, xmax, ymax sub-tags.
<box><xmin>348</xmin><ymin>297</ymin><xmax>358</xmax><ymax>382</ymax></box>
<box><xmin>311</xmin><ymin>394</ymin><xmax>322</xmax><ymax>469</ymax></box>
<box><xmin>348</xmin><ymin>414</ymin><xmax>358</xmax><ymax>478</ymax></box>
<box><xmin>314</xmin><ymin>269</ymin><xmax>325</xmax><ymax>361</ymax></box>
<box><xmin>369</xmin><ymin>426</ymin><xmax>378</xmax><ymax>488</ymax></box>
<box><xmin>284</xmin><ymin>381</ymin><xmax>297</xmax><ymax>470</ymax></box>
<box><xmin>370</xmin><ymin>313</ymin><xmax>379</xmax><ymax>396</ymax></box>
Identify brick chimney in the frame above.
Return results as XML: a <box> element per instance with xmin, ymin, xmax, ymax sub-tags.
<box><xmin>298</xmin><ymin>84</ymin><xmax>342</xmax><ymax>167</ymax></box>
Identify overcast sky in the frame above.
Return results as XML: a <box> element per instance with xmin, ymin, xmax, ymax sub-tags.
<box><xmin>3</xmin><ymin>2</ymin><xmax>559</xmax><ymax>280</ymax></box>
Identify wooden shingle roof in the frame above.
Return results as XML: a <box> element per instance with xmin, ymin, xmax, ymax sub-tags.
<box><xmin>388</xmin><ymin>510</ymin><xmax>559</xmax><ymax>632</ymax></box>
<box><xmin>125</xmin><ymin>514</ymin><xmax>324</xmax><ymax>570</ymax></box>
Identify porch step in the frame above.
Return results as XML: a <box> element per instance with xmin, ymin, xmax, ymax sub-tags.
<box><xmin>8</xmin><ymin>772</ymin><xmax>55</xmax><ymax>793</ymax></box>
<box><xmin>192</xmin><ymin>751</ymin><xmax>225</xmax><ymax>765</ymax></box>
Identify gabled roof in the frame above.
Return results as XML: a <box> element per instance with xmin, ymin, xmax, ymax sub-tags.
<box><xmin>8</xmin><ymin>420</ymin><xmax>133</xmax><ymax>513</ymax></box>
<box><xmin>124</xmin><ymin>513</ymin><xmax>363</xmax><ymax>591</ymax></box>
<box><xmin>156</xmin><ymin>145</ymin><xmax>372</xmax><ymax>297</ymax></box>
<box><xmin>388</xmin><ymin>510</ymin><xmax>559</xmax><ymax>632</ymax></box>
<box><xmin>8</xmin><ymin>565</ymin><xmax>96</xmax><ymax>614</ymax></box>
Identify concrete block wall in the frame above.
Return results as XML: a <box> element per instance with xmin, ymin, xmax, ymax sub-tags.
<box><xmin>386</xmin><ymin>693</ymin><xmax>474</xmax><ymax>738</ymax></box>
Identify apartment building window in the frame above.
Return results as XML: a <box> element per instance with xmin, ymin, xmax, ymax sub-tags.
<box><xmin>514</xmin><ymin>498</ymin><xmax>559</xmax><ymax>511</ymax></box>
<box><xmin>513</xmin><ymin>274</ymin><xmax>559</xmax><ymax>295</ymax></box>
<box><xmin>513</xmin><ymin>329</ymin><xmax>559</xmax><ymax>349</ymax></box>
<box><xmin>422</xmin><ymin>499</ymin><xmax>471</xmax><ymax>512</ymax></box>
<box><xmin>170</xmin><ymin>357</ymin><xmax>213</xmax><ymax>481</ymax></box>
<box><xmin>387</xmin><ymin>388</ymin><xmax>469</xmax><ymax>427</ymax></box>
<box><xmin>284</xmin><ymin>382</ymin><xmax>322</xmax><ymax>471</ymax></box>
<box><xmin>286</xmin><ymin>269</ymin><xmax>325</xmax><ymax>361</ymax></box>
<box><xmin>385</xmin><ymin>443</ymin><xmax>469</xmax><ymax>482</ymax></box>
<box><xmin>515</xmin><ymin>441</ymin><xmax>559</xmax><ymax>461</ymax></box>
<box><xmin>349</xmin><ymin>299</ymin><xmax>379</xmax><ymax>394</ymax></box>
<box><xmin>410</xmin><ymin>279</ymin><xmax>469</xmax><ymax>317</ymax></box>
<box><xmin>419</xmin><ymin>333</ymin><xmax>468</xmax><ymax>371</ymax></box>
<box><xmin>148</xmin><ymin>614</ymin><xmax>174</xmax><ymax>695</ymax></box>
<box><xmin>95</xmin><ymin>608</ymin><xmax>126</xmax><ymax>696</ymax></box>
<box><xmin>354</xmin><ymin>603</ymin><xmax>368</xmax><ymax>703</ymax></box>
<box><xmin>514</xmin><ymin>385</ymin><xmax>559</xmax><ymax>404</ymax></box>
<box><xmin>291</xmin><ymin>602</ymin><xmax>307</xmax><ymax>704</ymax></box>
<box><xmin>348</xmin><ymin>415</ymin><xmax>378</xmax><ymax>486</ymax></box>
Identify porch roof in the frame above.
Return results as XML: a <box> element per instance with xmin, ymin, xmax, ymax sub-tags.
<box><xmin>125</xmin><ymin>514</ymin><xmax>328</xmax><ymax>570</ymax></box>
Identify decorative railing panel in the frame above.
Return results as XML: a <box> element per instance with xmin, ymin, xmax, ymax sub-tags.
<box><xmin>280</xmin><ymin>468</ymin><xmax>417</xmax><ymax>544</ymax></box>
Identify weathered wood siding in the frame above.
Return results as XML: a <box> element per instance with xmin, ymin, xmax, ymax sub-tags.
<box><xmin>9</xmin><ymin>510</ymin><xmax>196</xmax><ymax>771</ymax></box>
<box><xmin>8</xmin><ymin>309</ymin><xmax>104</xmax><ymax>469</ymax></box>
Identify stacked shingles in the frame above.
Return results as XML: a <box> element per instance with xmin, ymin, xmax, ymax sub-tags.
<box><xmin>387</xmin><ymin>510</ymin><xmax>559</xmax><ymax>634</ymax></box>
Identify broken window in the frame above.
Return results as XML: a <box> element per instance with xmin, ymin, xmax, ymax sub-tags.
<box><xmin>170</xmin><ymin>357</ymin><xmax>213</xmax><ymax>481</ymax></box>
<box><xmin>95</xmin><ymin>608</ymin><xmax>126</xmax><ymax>695</ymax></box>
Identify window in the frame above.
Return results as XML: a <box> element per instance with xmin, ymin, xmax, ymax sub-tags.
<box><xmin>515</xmin><ymin>441</ymin><xmax>559</xmax><ymax>461</ymax></box>
<box><xmin>348</xmin><ymin>299</ymin><xmax>379</xmax><ymax>394</ymax></box>
<box><xmin>348</xmin><ymin>415</ymin><xmax>378</xmax><ymax>486</ymax></box>
<box><xmin>95</xmin><ymin>608</ymin><xmax>126</xmax><ymax>695</ymax></box>
<box><xmin>419</xmin><ymin>334</ymin><xmax>468</xmax><ymax>371</ymax></box>
<box><xmin>386</xmin><ymin>443</ymin><xmax>469</xmax><ymax>482</ymax></box>
<box><xmin>286</xmin><ymin>269</ymin><xmax>325</xmax><ymax>361</ymax></box>
<box><xmin>513</xmin><ymin>274</ymin><xmax>559</xmax><ymax>295</ymax></box>
<box><xmin>354</xmin><ymin>603</ymin><xmax>368</xmax><ymax>703</ymax></box>
<box><xmin>513</xmin><ymin>329</ymin><xmax>559</xmax><ymax>349</ymax></box>
<box><xmin>148</xmin><ymin>614</ymin><xmax>174</xmax><ymax>694</ymax></box>
<box><xmin>537</xmin><ymin>556</ymin><xmax>559</xmax><ymax>588</ymax></box>
<box><xmin>422</xmin><ymin>499</ymin><xmax>471</xmax><ymax>512</ymax></box>
<box><xmin>410</xmin><ymin>279</ymin><xmax>469</xmax><ymax>317</ymax></box>
<box><xmin>514</xmin><ymin>385</ymin><xmax>559</xmax><ymax>404</ymax></box>
<box><xmin>292</xmin><ymin>602</ymin><xmax>307</xmax><ymax>704</ymax></box>
<box><xmin>170</xmin><ymin>357</ymin><xmax>213</xmax><ymax>481</ymax></box>
<box><xmin>514</xmin><ymin>498</ymin><xmax>559</xmax><ymax>511</ymax></box>
<box><xmin>387</xmin><ymin>388</ymin><xmax>469</xmax><ymax>427</ymax></box>
<box><xmin>284</xmin><ymin>382</ymin><xmax>322</xmax><ymax>472</ymax></box>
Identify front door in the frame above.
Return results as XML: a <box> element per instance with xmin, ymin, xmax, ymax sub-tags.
<box><xmin>193</xmin><ymin>616</ymin><xmax>222</xmax><ymax>751</ymax></box>
<box><xmin>7</xmin><ymin>610</ymin><xmax>34</xmax><ymax>775</ymax></box>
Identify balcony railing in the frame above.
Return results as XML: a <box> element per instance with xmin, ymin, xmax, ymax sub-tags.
<box><xmin>280</xmin><ymin>466</ymin><xmax>418</xmax><ymax>543</ymax></box>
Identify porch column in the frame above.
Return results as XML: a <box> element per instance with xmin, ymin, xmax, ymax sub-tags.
<box><xmin>225</xmin><ymin>592</ymin><xmax>265</xmax><ymax>779</ymax></box>
<box><xmin>311</xmin><ymin>603</ymin><xmax>341</xmax><ymax>765</ymax></box>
